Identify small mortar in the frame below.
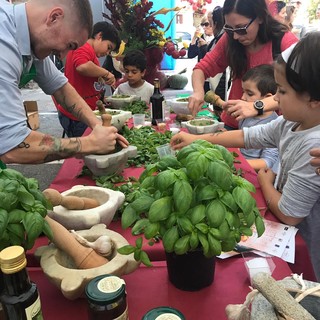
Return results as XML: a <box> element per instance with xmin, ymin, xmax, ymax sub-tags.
<box><xmin>47</xmin><ymin>185</ymin><xmax>125</xmax><ymax>230</ymax></box>
<box><xmin>35</xmin><ymin>224</ymin><xmax>139</xmax><ymax>300</ymax></box>
<box><xmin>182</xmin><ymin>118</ymin><xmax>224</xmax><ymax>134</ymax></box>
<box><xmin>84</xmin><ymin>145</ymin><xmax>137</xmax><ymax>176</ymax></box>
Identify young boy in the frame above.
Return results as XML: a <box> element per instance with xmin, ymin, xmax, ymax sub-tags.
<box><xmin>113</xmin><ymin>50</ymin><xmax>154</xmax><ymax>103</ymax></box>
<box><xmin>239</xmin><ymin>64</ymin><xmax>279</xmax><ymax>172</ymax></box>
<box><xmin>171</xmin><ymin>32</ymin><xmax>320</xmax><ymax>281</ymax></box>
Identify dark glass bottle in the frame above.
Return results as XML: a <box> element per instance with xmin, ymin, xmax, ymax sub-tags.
<box><xmin>0</xmin><ymin>246</ymin><xmax>43</xmax><ymax>320</ymax></box>
<box><xmin>150</xmin><ymin>78</ymin><xmax>164</xmax><ymax>125</ymax></box>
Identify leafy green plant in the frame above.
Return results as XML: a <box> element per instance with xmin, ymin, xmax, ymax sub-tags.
<box><xmin>118</xmin><ymin>140</ymin><xmax>265</xmax><ymax>265</ymax></box>
<box><xmin>0</xmin><ymin>168</ymin><xmax>53</xmax><ymax>251</ymax></box>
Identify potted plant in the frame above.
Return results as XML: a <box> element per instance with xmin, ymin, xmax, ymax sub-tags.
<box><xmin>118</xmin><ymin>140</ymin><xmax>265</xmax><ymax>291</ymax></box>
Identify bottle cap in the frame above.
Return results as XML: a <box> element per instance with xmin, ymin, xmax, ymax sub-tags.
<box><xmin>142</xmin><ymin>306</ymin><xmax>185</xmax><ymax>320</ymax></box>
<box><xmin>0</xmin><ymin>246</ymin><xmax>27</xmax><ymax>274</ymax></box>
<box><xmin>85</xmin><ymin>274</ymin><xmax>126</xmax><ymax>306</ymax></box>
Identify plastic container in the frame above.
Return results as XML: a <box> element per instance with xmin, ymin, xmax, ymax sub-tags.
<box><xmin>133</xmin><ymin>114</ymin><xmax>145</xmax><ymax>128</ymax></box>
<box><xmin>242</xmin><ymin>252</ymin><xmax>275</xmax><ymax>286</ymax></box>
<box><xmin>85</xmin><ymin>274</ymin><xmax>128</xmax><ymax>320</ymax></box>
<box><xmin>156</xmin><ymin>144</ymin><xmax>175</xmax><ymax>159</ymax></box>
<box><xmin>142</xmin><ymin>306</ymin><xmax>185</xmax><ymax>320</ymax></box>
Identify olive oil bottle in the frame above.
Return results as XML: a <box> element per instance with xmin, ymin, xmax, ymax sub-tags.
<box><xmin>150</xmin><ymin>78</ymin><xmax>164</xmax><ymax>125</ymax></box>
<box><xmin>0</xmin><ymin>246</ymin><xmax>43</xmax><ymax>320</ymax></box>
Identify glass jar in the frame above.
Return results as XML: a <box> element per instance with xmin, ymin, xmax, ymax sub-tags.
<box><xmin>142</xmin><ymin>307</ymin><xmax>185</xmax><ymax>320</ymax></box>
<box><xmin>85</xmin><ymin>274</ymin><xmax>128</xmax><ymax>320</ymax></box>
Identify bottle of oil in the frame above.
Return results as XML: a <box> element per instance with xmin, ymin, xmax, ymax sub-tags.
<box><xmin>150</xmin><ymin>78</ymin><xmax>164</xmax><ymax>125</ymax></box>
<box><xmin>0</xmin><ymin>246</ymin><xmax>43</xmax><ymax>320</ymax></box>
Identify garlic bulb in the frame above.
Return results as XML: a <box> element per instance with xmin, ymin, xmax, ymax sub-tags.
<box><xmin>70</xmin><ymin>230</ymin><xmax>113</xmax><ymax>257</ymax></box>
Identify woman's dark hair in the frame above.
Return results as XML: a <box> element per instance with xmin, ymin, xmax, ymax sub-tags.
<box><xmin>123</xmin><ymin>49</ymin><xmax>147</xmax><ymax>71</ymax></box>
<box><xmin>277</xmin><ymin>32</ymin><xmax>320</xmax><ymax>101</ymax></box>
<box><xmin>223</xmin><ymin>0</ymin><xmax>288</xmax><ymax>79</ymax></box>
<box><xmin>242</xmin><ymin>64</ymin><xmax>277</xmax><ymax>96</ymax></box>
<box><xmin>91</xmin><ymin>21</ymin><xmax>121</xmax><ymax>51</ymax></box>
<box><xmin>211</xmin><ymin>6</ymin><xmax>225</xmax><ymax>33</ymax></box>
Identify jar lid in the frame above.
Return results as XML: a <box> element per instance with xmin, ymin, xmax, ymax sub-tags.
<box><xmin>142</xmin><ymin>307</ymin><xmax>185</xmax><ymax>320</ymax></box>
<box><xmin>0</xmin><ymin>245</ymin><xmax>27</xmax><ymax>274</ymax></box>
<box><xmin>85</xmin><ymin>274</ymin><xmax>126</xmax><ymax>306</ymax></box>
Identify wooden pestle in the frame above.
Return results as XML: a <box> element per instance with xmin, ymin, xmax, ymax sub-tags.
<box><xmin>45</xmin><ymin>216</ymin><xmax>108</xmax><ymax>269</ymax></box>
<box><xmin>101</xmin><ymin>113</ymin><xmax>112</xmax><ymax>127</ymax></box>
<box><xmin>43</xmin><ymin>188</ymin><xmax>99</xmax><ymax>210</ymax></box>
<box><xmin>96</xmin><ymin>100</ymin><xmax>106</xmax><ymax>114</ymax></box>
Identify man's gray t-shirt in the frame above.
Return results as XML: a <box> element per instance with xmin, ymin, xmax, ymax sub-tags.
<box><xmin>0</xmin><ymin>1</ymin><xmax>67</xmax><ymax>155</ymax></box>
<box><xmin>243</xmin><ymin>116</ymin><xmax>320</xmax><ymax>281</ymax></box>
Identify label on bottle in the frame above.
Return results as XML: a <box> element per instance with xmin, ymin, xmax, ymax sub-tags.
<box><xmin>25</xmin><ymin>296</ymin><xmax>43</xmax><ymax>320</ymax></box>
<box><xmin>113</xmin><ymin>305</ymin><xmax>129</xmax><ymax>320</ymax></box>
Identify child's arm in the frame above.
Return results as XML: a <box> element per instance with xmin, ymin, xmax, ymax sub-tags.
<box><xmin>257</xmin><ymin>168</ymin><xmax>304</xmax><ymax>226</ymax></box>
<box><xmin>248</xmin><ymin>147</ymin><xmax>279</xmax><ymax>172</ymax></box>
<box><xmin>170</xmin><ymin>130</ymin><xmax>245</xmax><ymax>150</ymax></box>
<box><xmin>247</xmin><ymin>158</ymin><xmax>268</xmax><ymax>172</ymax></box>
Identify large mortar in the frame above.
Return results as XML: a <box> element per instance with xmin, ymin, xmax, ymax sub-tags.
<box><xmin>47</xmin><ymin>185</ymin><xmax>125</xmax><ymax>230</ymax></box>
<box><xmin>84</xmin><ymin>145</ymin><xmax>137</xmax><ymax>176</ymax></box>
<box><xmin>35</xmin><ymin>224</ymin><xmax>139</xmax><ymax>300</ymax></box>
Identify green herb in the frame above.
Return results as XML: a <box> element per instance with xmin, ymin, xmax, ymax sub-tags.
<box><xmin>0</xmin><ymin>168</ymin><xmax>53</xmax><ymax>250</ymax></box>
<box><xmin>122</xmin><ymin>100</ymin><xmax>149</xmax><ymax>115</ymax></box>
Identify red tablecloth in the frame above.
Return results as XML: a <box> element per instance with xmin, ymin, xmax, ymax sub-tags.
<box><xmin>30</xmin><ymin>258</ymin><xmax>292</xmax><ymax>320</ymax></box>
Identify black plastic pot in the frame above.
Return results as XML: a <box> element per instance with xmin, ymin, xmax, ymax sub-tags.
<box><xmin>165</xmin><ymin>249</ymin><xmax>215</xmax><ymax>291</ymax></box>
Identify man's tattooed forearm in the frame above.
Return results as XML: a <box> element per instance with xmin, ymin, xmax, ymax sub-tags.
<box><xmin>60</xmin><ymin>96</ymin><xmax>82</xmax><ymax>119</ymax></box>
<box><xmin>210</xmin><ymin>131</ymin><xmax>224</xmax><ymax>136</ymax></box>
<box><xmin>40</xmin><ymin>135</ymin><xmax>82</xmax><ymax>162</ymax></box>
<box><xmin>18</xmin><ymin>142</ymin><xmax>30</xmax><ymax>149</ymax></box>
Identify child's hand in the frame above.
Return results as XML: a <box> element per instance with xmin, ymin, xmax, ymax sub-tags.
<box><xmin>257</xmin><ymin>168</ymin><xmax>276</xmax><ymax>187</ymax></box>
<box><xmin>170</xmin><ymin>132</ymin><xmax>197</xmax><ymax>150</ymax></box>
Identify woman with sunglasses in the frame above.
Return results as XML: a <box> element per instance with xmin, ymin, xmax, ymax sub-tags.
<box><xmin>188</xmin><ymin>0</ymin><xmax>298</xmax><ymax>130</ymax></box>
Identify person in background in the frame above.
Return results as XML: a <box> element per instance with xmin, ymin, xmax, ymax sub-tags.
<box><xmin>285</xmin><ymin>5</ymin><xmax>296</xmax><ymax>31</ymax></box>
<box><xmin>102</xmin><ymin>55</ymin><xmax>123</xmax><ymax>90</ymax></box>
<box><xmin>206</xmin><ymin>6</ymin><xmax>227</xmax><ymax>100</ymax></box>
<box><xmin>172</xmin><ymin>33</ymin><xmax>320</xmax><ymax>280</ymax></box>
<box><xmin>268</xmin><ymin>1</ymin><xmax>287</xmax><ymax>24</ymax></box>
<box><xmin>238</xmin><ymin>64</ymin><xmax>278</xmax><ymax>172</ymax></box>
<box><xmin>188</xmin><ymin>15</ymin><xmax>214</xmax><ymax>64</ymax></box>
<box><xmin>55</xmin><ymin>21</ymin><xmax>120</xmax><ymax>137</ymax></box>
<box><xmin>0</xmin><ymin>0</ymin><xmax>128</xmax><ymax>166</ymax></box>
<box><xmin>188</xmin><ymin>0</ymin><xmax>298</xmax><ymax>130</ymax></box>
<box><xmin>112</xmin><ymin>50</ymin><xmax>154</xmax><ymax>103</ymax></box>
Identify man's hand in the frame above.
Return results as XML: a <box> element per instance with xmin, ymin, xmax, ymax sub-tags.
<box><xmin>223</xmin><ymin>99</ymin><xmax>257</xmax><ymax>121</ymax></box>
<box><xmin>170</xmin><ymin>131</ymin><xmax>198</xmax><ymax>150</ymax></box>
<box><xmin>310</xmin><ymin>148</ymin><xmax>320</xmax><ymax>175</ymax></box>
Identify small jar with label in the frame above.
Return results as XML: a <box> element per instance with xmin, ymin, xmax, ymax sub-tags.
<box><xmin>85</xmin><ymin>274</ymin><xmax>128</xmax><ymax>320</ymax></box>
<box><xmin>142</xmin><ymin>306</ymin><xmax>185</xmax><ymax>320</ymax></box>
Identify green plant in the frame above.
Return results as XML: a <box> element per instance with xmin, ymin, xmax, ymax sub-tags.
<box><xmin>118</xmin><ymin>140</ymin><xmax>265</xmax><ymax>266</ymax></box>
<box><xmin>0</xmin><ymin>168</ymin><xmax>53</xmax><ymax>251</ymax></box>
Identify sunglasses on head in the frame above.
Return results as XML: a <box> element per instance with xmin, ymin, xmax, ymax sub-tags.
<box><xmin>201</xmin><ymin>22</ymin><xmax>210</xmax><ymax>27</ymax></box>
<box><xmin>223</xmin><ymin>18</ymin><xmax>255</xmax><ymax>36</ymax></box>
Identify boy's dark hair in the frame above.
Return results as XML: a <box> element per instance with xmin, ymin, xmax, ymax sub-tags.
<box><xmin>242</xmin><ymin>64</ymin><xmax>277</xmax><ymax>96</ymax></box>
<box><xmin>277</xmin><ymin>31</ymin><xmax>320</xmax><ymax>101</ymax></box>
<box><xmin>91</xmin><ymin>21</ymin><xmax>121</xmax><ymax>51</ymax></box>
<box><xmin>123</xmin><ymin>50</ymin><xmax>147</xmax><ymax>71</ymax></box>
<box><xmin>223</xmin><ymin>0</ymin><xmax>288</xmax><ymax>79</ymax></box>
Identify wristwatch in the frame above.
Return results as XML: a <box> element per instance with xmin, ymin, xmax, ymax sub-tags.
<box><xmin>253</xmin><ymin>100</ymin><xmax>264</xmax><ymax>115</ymax></box>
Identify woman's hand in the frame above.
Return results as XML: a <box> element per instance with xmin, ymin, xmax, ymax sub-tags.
<box><xmin>188</xmin><ymin>92</ymin><xmax>205</xmax><ymax>117</ymax></box>
<box><xmin>223</xmin><ymin>99</ymin><xmax>257</xmax><ymax>121</ymax></box>
<box><xmin>310</xmin><ymin>148</ymin><xmax>320</xmax><ymax>175</ymax></box>
<box><xmin>170</xmin><ymin>131</ymin><xmax>198</xmax><ymax>150</ymax></box>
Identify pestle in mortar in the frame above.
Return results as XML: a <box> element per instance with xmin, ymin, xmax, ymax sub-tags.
<box><xmin>45</xmin><ymin>216</ymin><xmax>108</xmax><ymax>269</ymax></box>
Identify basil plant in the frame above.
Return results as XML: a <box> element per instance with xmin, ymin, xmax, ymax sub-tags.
<box><xmin>119</xmin><ymin>140</ymin><xmax>265</xmax><ymax>266</ymax></box>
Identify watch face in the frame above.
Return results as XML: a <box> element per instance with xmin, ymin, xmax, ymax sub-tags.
<box><xmin>255</xmin><ymin>101</ymin><xmax>264</xmax><ymax>109</ymax></box>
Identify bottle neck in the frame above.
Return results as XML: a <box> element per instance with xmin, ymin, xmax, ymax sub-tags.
<box><xmin>2</xmin><ymin>269</ymin><xmax>31</xmax><ymax>296</ymax></box>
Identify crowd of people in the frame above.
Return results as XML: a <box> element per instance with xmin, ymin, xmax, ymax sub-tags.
<box><xmin>1</xmin><ymin>0</ymin><xmax>320</xmax><ymax>282</ymax></box>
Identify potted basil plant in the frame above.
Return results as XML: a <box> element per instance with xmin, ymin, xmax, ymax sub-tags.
<box><xmin>118</xmin><ymin>140</ymin><xmax>265</xmax><ymax>291</ymax></box>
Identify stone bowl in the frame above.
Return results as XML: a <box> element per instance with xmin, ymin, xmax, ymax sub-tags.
<box><xmin>182</xmin><ymin>118</ymin><xmax>224</xmax><ymax>135</ymax></box>
<box><xmin>47</xmin><ymin>185</ymin><xmax>125</xmax><ymax>230</ymax></box>
<box><xmin>105</xmin><ymin>95</ymin><xmax>139</xmax><ymax>109</ymax></box>
<box><xmin>35</xmin><ymin>224</ymin><xmax>139</xmax><ymax>300</ymax></box>
<box><xmin>84</xmin><ymin>145</ymin><xmax>137</xmax><ymax>176</ymax></box>
<box><xmin>166</xmin><ymin>97</ymin><xmax>191</xmax><ymax>115</ymax></box>
<box><xmin>93</xmin><ymin>108</ymin><xmax>132</xmax><ymax>131</ymax></box>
